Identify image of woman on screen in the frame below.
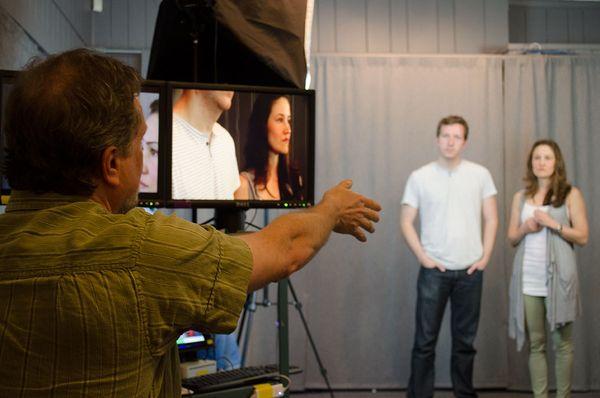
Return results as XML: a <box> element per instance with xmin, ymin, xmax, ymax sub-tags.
<box><xmin>234</xmin><ymin>94</ymin><xmax>303</xmax><ymax>201</ymax></box>
<box><xmin>139</xmin><ymin>101</ymin><xmax>159</xmax><ymax>193</ymax></box>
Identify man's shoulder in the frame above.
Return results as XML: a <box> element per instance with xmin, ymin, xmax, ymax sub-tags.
<box><xmin>409</xmin><ymin>161</ymin><xmax>438</xmax><ymax>179</ymax></box>
<box><xmin>461</xmin><ymin>159</ymin><xmax>491</xmax><ymax>174</ymax></box>
<box><xmin>172</xmin><ymin>114</ymin><xmax>186</xmax><ymax>133</ymax></box>
<box><xmin>79</xmin><ymin>205</ymin><xmax>153</xmax><ymax>233</ymax></box>
<box><xmin>213</xmin><ymin>122</ymin><xmax>234</xmax><ymax>141</ymax></box>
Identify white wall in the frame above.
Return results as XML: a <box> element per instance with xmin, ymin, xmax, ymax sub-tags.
<box><xmin>0</xmin><ymin>0</ymin><xmax>91</xmax><ymax>53</ymax></box>
<box><xmin>311</xmin><ymin>0</ymin><xmax>509</xmax><ymax>54</ymax></box>
<box><xmin>0</xmin><ymin>0</ymin><xmax>91</xmax><ymax>69</ymax></box>
<box><xmin>91</xmin><ymin>0</ymin><xmax>160</xmax><ymax>76</ymax></box>
<box><xmin>509</xmin><ymin>0</ymin><xmax>600</xmax><ymax>44</ymax></box>
<box><xmin>0</xmin><ymin>5</ymin><xmax>42</xmax><ymax>69</ymax></box>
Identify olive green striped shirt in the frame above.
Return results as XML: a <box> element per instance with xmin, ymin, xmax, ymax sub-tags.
<box><xmin>0</xmin><ymin>191</ymin><xmax>253</xmax><ymax>397</ymax></box>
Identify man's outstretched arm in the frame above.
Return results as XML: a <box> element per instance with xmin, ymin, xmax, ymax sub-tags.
<box><xmin>239</xmin><ymin>180</ymin><xmax>381</xmax><ymax>292</ymax></box>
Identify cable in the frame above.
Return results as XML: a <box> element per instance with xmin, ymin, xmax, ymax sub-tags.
<box><xmin>276</xmin><ymin>374</ymin><xmax>291</xmax><ymax>393</ymax></box>
<box><xmin>246</xmin><ymin>207</ymin><xmax>258</xmax><ymax>228</ymax></box>
<box><xmin>216</xmin><ymin>356</ymin><xmax>235</xmax><ymax>371</ymax></box>
<box><xmin>199</xmin><ymin>217</ymin><xmax>215</xmax><ymax>225</ymax></box>
<box><xmin>245</xmin><ymin>221</ymin><xmax>263</xmax><ymax>231</ymax></box>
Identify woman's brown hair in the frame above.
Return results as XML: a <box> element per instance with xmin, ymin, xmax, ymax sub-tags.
<box><xmin>524</xmin><ymin>139</ymin><xmax>571</xmax><ymax>207</ymax></box>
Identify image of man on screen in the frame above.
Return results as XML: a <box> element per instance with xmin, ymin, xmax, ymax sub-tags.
<box><xmin>172</xmin><ymin>89</ymin><xmax>240</xmax><ymax>200</ymax></box>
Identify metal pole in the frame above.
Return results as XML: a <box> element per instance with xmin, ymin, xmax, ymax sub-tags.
<box><xmin>277</xmin><ymin>278</ymin><xmax>290</xmax><ymax>386</ymax></box>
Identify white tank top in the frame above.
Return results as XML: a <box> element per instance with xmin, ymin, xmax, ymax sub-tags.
<box><xmin>521</xmin><ymin>201</ymin><xmax>549</xmax><ymax>297</ymax></box>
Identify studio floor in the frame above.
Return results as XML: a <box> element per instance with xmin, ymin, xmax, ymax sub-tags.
<box><xmin>292</xmin><ymin>390</ymin><xmax>600</xmax><ymax>398</ymax></box>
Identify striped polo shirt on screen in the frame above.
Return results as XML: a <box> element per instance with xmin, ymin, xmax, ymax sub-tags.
<box><xmin>0</xmin><ymin>191</ymin><xmax>253</xmax><ymax>397</ymax></box>
<box><xmin>171</xmin><ymin>115</ymin><xmax>240</xmax><ymax>200</ymax></box>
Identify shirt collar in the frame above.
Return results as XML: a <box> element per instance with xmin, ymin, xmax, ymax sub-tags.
<box><xmin>5</xmin><ymin>190</ymin><xmax>96</xmax><ymax>212</ymax></box>
<box><xmin>434</xmin><ymin>158</ymin><xmax>464</xmax><ymax>175</ymax></box>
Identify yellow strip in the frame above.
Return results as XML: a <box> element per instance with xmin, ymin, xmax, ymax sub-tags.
<box><xmin>253</xmin><ymin>383</ymin><xmax>273</xmax><ymax>398</ymax></box>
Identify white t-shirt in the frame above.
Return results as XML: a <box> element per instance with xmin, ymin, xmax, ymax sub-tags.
<box><xmin>172</xmin><ymin>115</ymin><xmax>240</xmax><ymax>200</ymax></box>
<box><xmin>521</xmin><ymin>201</ymin><xmax>549</xmax><ymax>297</ymax></box>
<box><xmin>402</xmin><ymin>160</ymin><xmax>497</xmax><ymax>270</ymax></box>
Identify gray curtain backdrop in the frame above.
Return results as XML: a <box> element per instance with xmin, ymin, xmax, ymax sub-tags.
<box><xmin>242</xmin><ymin>54</ymin><xmax>600</xmax><ymax>391</ymax></box>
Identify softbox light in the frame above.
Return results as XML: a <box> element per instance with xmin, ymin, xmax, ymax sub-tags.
<box><xmin>147</xmin><ymin>0</ymin><xmax>309</xmax><ymax>88</ymax></box>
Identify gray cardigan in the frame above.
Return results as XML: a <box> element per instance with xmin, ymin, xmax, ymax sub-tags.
<box><xmin>508</xmin><ymin>191</ymin><xmax>581</xmax><ymax>351</ymax></box>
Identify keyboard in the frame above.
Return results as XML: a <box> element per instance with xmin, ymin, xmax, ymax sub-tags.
<box><xmin>182</xmin><ymin>364</ymin><xmax>301</xmax><ymax>394</ymax></box>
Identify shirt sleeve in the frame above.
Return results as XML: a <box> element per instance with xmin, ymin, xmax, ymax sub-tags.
<box><xmin>134</xmin><ymin>211</ymin><xmax>253</xmax><ymax>355</ymax></box>
<box><xmin>481</xmin><ymin>168</ymin><xmax>498</xmax><ymax>199</ymax></box>
<box><xmin>228</xmin><ymin>135</ymin><xmax>241</xmax><ymax>192</ymax></box>
<box><xmin>218</xmin><ymin>124</ymin><xmax>241</xmax><ymax>195</ymax></box>
<box><xmin>401</xmin><ymin>172</ymin><xmax>420</xmax><ymax>209</ymax></box>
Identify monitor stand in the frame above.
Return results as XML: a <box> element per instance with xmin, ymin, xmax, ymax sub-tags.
<box><xmin>214</xmin><ymin>208</ymin><xmax>246</xmax><ymax>233</ymax></box>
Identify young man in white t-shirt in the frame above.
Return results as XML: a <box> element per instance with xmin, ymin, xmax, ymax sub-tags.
<box><xmin>400</xmin><ymin>115</ymin><xmax>498</xmax><ymax>398</ymax></box>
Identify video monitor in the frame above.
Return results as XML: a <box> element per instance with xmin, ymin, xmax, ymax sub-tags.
<box><xmin>0</xmin><ymin>74</ymin><xmax>168</xmax><ymax>207</ymax></box>
<box><xmin>176</xmin><ymin>330</ymin><xmax>213</xmax><ymax>352</ymax></box>
<box><xmin>0</xmin><ymin>70</ymin><xmax>17</xmax><ymax>203</ymax></box>
<box><xmin>166</xmin><ymin>82</ymin><xmax>315</xmax><ymax>209</ymax></box>
<box><xmin>137</xmin><ymin>81</ymin><xmax>167</xmax><ymax>208</ymax></box>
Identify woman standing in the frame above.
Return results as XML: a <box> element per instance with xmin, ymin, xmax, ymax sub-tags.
<box><xmin>508</xmin><ymin>139</ymin><xmax>589</xmax><ymax>398</ymax></box>
<box><xmin>234</xmin><ymin>94</ymin><xmax>303</xmax><ymax>201</ymax></box>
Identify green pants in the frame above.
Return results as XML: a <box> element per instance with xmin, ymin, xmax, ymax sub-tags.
<box><xmin>524</xmin><ymin>295</ymin><xmax>574</xmax><ymax>398</ymax></box>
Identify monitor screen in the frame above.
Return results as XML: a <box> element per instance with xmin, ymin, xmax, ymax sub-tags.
<box><xmin>167</xmin><ymin>83</ymin><xmax>315</xmax><ymax>209</ymax></box>
<box><xmin>177</xmin><ymin>329</ymin><xmax>213</xmax><ymax>352</ymax></box>
<box><xmin>137</xmin><ymin>81</ymin><xmax>167</xmax><ymax>208</ymax></box>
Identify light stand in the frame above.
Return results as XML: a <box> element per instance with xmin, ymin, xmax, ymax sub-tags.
<box><xmin>238</xmin><ymin>274</ymin><xmax>335</xmax><ymax>398</ymax></box>
<box><xmin>215</xmin><ymin>215</ymin><xmax>334</xmax><ymax>397</ymax></box>
<box><xmin>287</xmin><ymin>279</ymin><xmax>334</xmax><ymax>398</ymax></box>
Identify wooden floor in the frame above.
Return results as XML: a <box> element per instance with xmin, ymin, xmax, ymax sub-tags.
<box><xmin>292</xmin><ymin>390</ymin><xmax>600</xmax><ymax>398</ymax></box>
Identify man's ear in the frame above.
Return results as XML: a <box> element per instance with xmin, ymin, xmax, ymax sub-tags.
<box><xmin>100</xmin><ymin>146</ymin><xmax>121</xmax><ymax>188</ymax></box>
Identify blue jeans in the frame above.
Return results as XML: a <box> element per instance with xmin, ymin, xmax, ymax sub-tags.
<box><xmin>407</xmin><ymin>267</ymin><xmax>483</xmax><ymax>398</ymax></box>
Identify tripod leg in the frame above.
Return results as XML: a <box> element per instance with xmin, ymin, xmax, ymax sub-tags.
<box><xmin>237</xmin><ymin>299</ymin><xmax>249</xmax><ymax>346</ymax></box>
<box><xmin>278</xmin><ymin>279</ymin><xmax>289</xmax><ymax>377</ymax></box>
<box><xmin>288</xmin><ymin>280</ymin><xmax>335</xmax><ymax>398</ymax></box>
<box><xmin>239</xmin><ymin>291</ymin><xmax>257</xmax><ymax>367</ymax></box>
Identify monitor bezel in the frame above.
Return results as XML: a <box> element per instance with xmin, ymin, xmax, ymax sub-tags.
<box><xmin>1</xmin><ymin>75</ymin><xmax>317</xmax><ymax>210</ymax></box>
<box><xmin>164</xmin><ymin>81</ymin><xmax>316</xmax><ymax>209</ymax></box>
<box><xmin>137</xmin><ymin>80</ymin><xmax>168</xmax><ymax>208</ymax></box>
<box><xmin>0</xmin><ymin>70</ymin><xmax>18</xmax><ymax>199</ymax></box>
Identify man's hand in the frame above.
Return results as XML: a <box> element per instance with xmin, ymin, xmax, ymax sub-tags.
<box><xmin>467</xmin><ymin>258</ymin><xmax>488</xmax><ymax>275</ymax></box>
<box><xmin>242</xmin><ymin>179</ymin><xmax>381</xmax><ymax>291</ymax></box>
<box><xmin>321</xmin><ymin>180</ymin><xmax>381</xmax><ymax>242</ymax></box>
<box><xmin>420</xmin><ymin>255</ymin><xmax>446</xmax><ymax>272</ymax></box>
